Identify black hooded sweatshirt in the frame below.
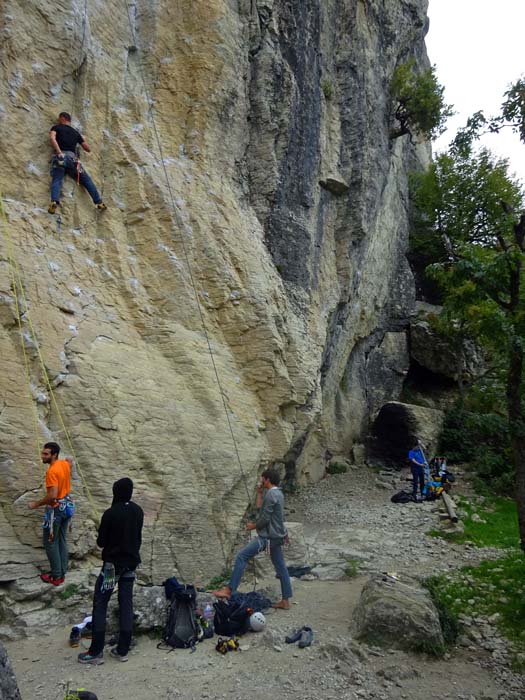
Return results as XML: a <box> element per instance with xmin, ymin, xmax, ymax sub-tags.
<box><xmin>97</xmin><ymin>478</ymin><xmax>144</xmax><ymax>573</ymax></box>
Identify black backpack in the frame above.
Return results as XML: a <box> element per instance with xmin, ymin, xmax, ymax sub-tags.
<box><xmin>159</xmin><ymin>584</ymin><xmax>200</xmax><ymax>649</ymax></box>
<box><xmin>213</xmin><ymin>599</ymin><xmax>252</xmax><ymax>637</ymax></box>
<box><xmin>391</xmin><ymin>490</ymin><xmax>413</xmax><ymax>504</ymax></box>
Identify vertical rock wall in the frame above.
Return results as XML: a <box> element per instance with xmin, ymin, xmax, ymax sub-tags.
<box><xmin>0</xmin><ymin>0</ymin><xmax>429</xmax><ymax>587</ymax></box>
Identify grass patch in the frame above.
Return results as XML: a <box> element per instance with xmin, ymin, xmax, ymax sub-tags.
<box><xmin>321</xmin><ymin>79</ymin><xmax>334</xmax><ymax>100</ymax></box>
<box><xmin>59</xmin><ymin>583</ymin><xmax>79</xmax><ymax>600</ymax></box>
<box><xmin>207</xmin><ymin>569</ymin><xmax>232</xmax><ymax>591</ymax></box>
<box><xmin>344</xmin><ymin>559</ymin><xmax>360</xmax><ymax>578</ymax></box>
<box><xmin>427</xmin><ymin>495</ymin><xmax>519</xmax><ymax>549</ymax></box>
<box><xmin>326</xmin><ymin>461</ymin><xmax>348</xmax><ymax>475</ymax></box>
<box><xmin>425</xmin><ymin>551</ymin><xmax>525</xmax><ymax>652</ymax></box>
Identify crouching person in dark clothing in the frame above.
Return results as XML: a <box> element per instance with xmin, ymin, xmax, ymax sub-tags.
<box><xmin>78</xmin><ymin>478</ymin><xmax>144</xmax><ymax>665</ymax></box>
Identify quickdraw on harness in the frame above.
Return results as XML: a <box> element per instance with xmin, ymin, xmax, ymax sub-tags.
<box><xmin>215</xmin><ymin>637</ymin><xmax>239</xmax><ymax>655</ymax></box>
<box><xmin>55</xmin><ymin>151</ymin><xmax>83</xmax><ymax>185</ymax></box>
<box><xmin>100</xmin><ymin>561</ymin><xmax>117</xmax><ymax>593</ymax></box>
<box><xmin>42</xmin><ymin>493</ymin><xmax>75</xmax><ymax>542</ymax></box>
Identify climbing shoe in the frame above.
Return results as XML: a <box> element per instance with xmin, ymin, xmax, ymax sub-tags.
<box><xmin>77</xmin><ymin>651</ymin><xmax>104</xmax><ymax>665</ymax></box>
<box><xmin>298</xmin><ymin>626</ymin><xmax>314</xmax><ymax>648</ymax></box>
<box><xmin>285</xmin><ymin>628</ymin><xmax>303</xmax><ymax>644</ymax></box>
<box><xmin>109</xmin><ymin>647</ymin><xmax>128</xmax><ymax>662</ymax></box>
<box><xmin>69</xmin><ymin>626</ymin><xmax>82</xmax><ymax>647</ymax></box>
<box><xmin>48</xmin><ymin>201</ymin><xmax>59</xmax><ymax>214</ymax></box>
<box><xmin>81</xmin><ymin>621</ymin><xmax>93</xmax><ymax>639</ymax></box>
<box><xmin>40</xmin><ymin>573</ymin><xmax>64</xmax><ymax>586</ymax></box>
<box><xmin>212</xmin><ymin>586</ymin><xmax>232</xmax><ymax>599</ymax></box>
<box><xmin>96</xmin><ymin>202</ymin><xmax>107</xmax><ymax>211</ymax></box>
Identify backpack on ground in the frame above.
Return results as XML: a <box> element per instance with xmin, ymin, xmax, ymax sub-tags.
<box><xmin>213</xmin><ymin>598</ymin><xmax>253</xmax><ymax>637</ymax></box>
<box><xmin>390</xmin><ymin>490</ymin><xmax>413</xmax><ymax>504</ymax></box>
<box><xmin>158</xmin><ymin>583</ymin><xmax>201</xmax><ymax>650</ymax></box>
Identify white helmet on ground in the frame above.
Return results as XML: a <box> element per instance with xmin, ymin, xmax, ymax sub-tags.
<box><xmin>249</xmin><ymin>611</ymin><xmax>266</xmax><ymax>632</ymax></box>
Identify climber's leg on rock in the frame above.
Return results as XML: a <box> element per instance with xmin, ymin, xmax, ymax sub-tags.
<box><xmin>77</xmin><ymin>168</ymin><xmax>105</xmax><ymax>209</ymax></box>
<box><xmin>49</xmin><ymin>159</ymin><xmax>65</xmax><ymax>213</ymax></box>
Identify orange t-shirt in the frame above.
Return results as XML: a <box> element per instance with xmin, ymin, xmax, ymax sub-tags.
<box><xmin>45</xmin><ymin>459</ymin><xmax>71</xmax><ymax>506</ymax></box>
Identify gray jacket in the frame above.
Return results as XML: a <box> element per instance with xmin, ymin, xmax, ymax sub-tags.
<box><xmin>255</xmin><ymin>487</ymin><xmax>287</xmax><ymax>540</ymax></box>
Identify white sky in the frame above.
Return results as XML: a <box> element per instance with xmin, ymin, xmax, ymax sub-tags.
<box><xmin>426</xmin><ymin>0</ymin><xmax>525</xmax><ymax>183</ymax></box>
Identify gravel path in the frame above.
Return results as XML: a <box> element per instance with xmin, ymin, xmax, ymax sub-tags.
<box><xmin>5</xmin><ymin>467</ymin><xmax>525</xmax><ymax>700</ymax></box>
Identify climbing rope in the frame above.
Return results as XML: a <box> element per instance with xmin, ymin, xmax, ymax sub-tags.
<box><xmin>0</xmin><ymin>193</ymin><xmax>100</xmax><ymax>522</ymax></box>
<box><xmin>0</xmin><ymin>195</ymin><xmax>43</xmax><ymax>475</ymax></box>
<box><xmin>121</xmin><ymin>0</ymin><xmax>256</xmax><ymax>574</ymax></box>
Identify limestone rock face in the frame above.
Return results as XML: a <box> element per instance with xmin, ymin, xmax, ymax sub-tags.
<box><xmin>352</xmin><ymin>576</ymin><xmax>445</xmax><ymax>655</ymax></box>
<box><xmin>410</xmin><ymin>309</ymin><xmax>485</xmax><ymax>382</ymax></box>
<box><xmin>0</xmin><ymin>0</ymin><xmax>429</xmax><ymax>597</ymax></box>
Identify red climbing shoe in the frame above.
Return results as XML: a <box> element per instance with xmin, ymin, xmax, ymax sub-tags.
<box><xmin>40</xmin><ymin>573</ymin><xmax>65</xmax><ymax>586</ymax></box>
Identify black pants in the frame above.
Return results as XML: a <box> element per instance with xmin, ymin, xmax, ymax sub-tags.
<box><xmin>89</xmin><ymin>571</ymin><xmax>135</xmax><ymax>656</ymax></box>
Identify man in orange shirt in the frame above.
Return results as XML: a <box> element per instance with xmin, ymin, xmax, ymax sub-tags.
<box><xmin>29</xmin><ymin>442</ymin><xmax>73</xmax><ymax>586</ymax></box>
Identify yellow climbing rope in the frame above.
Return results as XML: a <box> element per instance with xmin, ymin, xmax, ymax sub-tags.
<box><xmin>0</xmin><ymin>192</ymin><xmax>100</xmax><ymax>522</ymax></box>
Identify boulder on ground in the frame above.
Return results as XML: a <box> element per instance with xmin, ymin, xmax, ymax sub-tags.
<box><xmin>0</xmin><ymin>641</ymin><xmax>21</xmax><ymax>700</ymax></box>
<box><xmin>132</xmin><ymin>585</ymin><xmax>166</xmax><ymax>630</ymax></box>
<box><xmin>352</xmin><ymin>575</ymin><xmax>444</xmax><ymax>655</ymax></box>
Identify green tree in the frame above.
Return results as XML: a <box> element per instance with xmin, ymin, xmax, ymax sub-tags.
<box><xmin>412</xmin><ymin>144</ymin><xmax>525</xmax><ymax>548</ymax></box>
<box><xmin>453</xmin><ymin>76</ymin><xmax>525</xmax><ymax>153</ymax></box>
<box><xmin>390</xmin><ymin>60</ymin><xmax>453</xmax><ymax>140</ymax></box>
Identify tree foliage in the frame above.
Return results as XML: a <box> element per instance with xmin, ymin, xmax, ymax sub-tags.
<box><xmin>453</xmin><ymin>76</ymin><xmax>525</xmax><ymax>153</ymax></box>
<box><xmin>412</xmin><ymin>139</ymin><xmax>525</xmax><ymax>547</ymax></box>
<box><xmin>390</xmin><ymin>60</ymin><xmax>453</xmax><ymax>140</ymax></box>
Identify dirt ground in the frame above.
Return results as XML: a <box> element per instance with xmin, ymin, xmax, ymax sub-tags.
<box><xmin>5</xmin><ymin>468</ymin><xmax>524</xmax><ymax>700</ymax></box>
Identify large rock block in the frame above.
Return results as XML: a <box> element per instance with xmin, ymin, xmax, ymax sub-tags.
<box><xmin>0</xmin><ymin>642</ymin><xmax>21</xmax><ymax>700</ymax></box>
<box><xmin>352</xmin><ymin>576</ymin><xmax>444</xmax><ymax>655</ymax></box>
<box><xmin>410</xmin><ymin>304</ymin><xmax>485</xmax><ymax>382</ymax></box>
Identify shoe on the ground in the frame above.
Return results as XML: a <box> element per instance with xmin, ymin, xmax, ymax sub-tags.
<box><xmin>78</xmin><ymin>650</ymin><xmax>104</xmax><ymax>665</ymax></box>
<box><xmin>110</xmin><ymin>647</ymin><xmax>128</xmax><ymax>662</ymax></box>
<box><xmin>285</xmin><ymin>628</ymin><xmax>303</xmax><ymax>644</ymax></box>
<box><xmin>96</xmin><ymin>202</ymin><xmax>107</xmax><ymax>211</ymax></box>
<box><xmin>81</xmin><ymin>621</ymin><xmax>93</xmax><ymax>639</ymax></box>
<box><xmin>298</xmin><ymin>626</ymin><xmax>314</xmax><ymax>648</ymax></box>
<box><xmin>69</xmin><ymin>626</ymin><xmax>81</xmax><ymax>647</ymax></box>
<box><xmin>212</xmin><ymin>586</ymin><xmax>232</xmax><ymax>599</ymax></box>
<box><xmin>272</xmin><ymin>599</ymin><xmax>290</xmax><ymax>610</ymax></box>
<box><xmin>48</xmin><ymin>201</ymin><xmax>59</xmax><ymax>214</ymax></box>
<box><xmin>40</xmin><ymin>573</ymin><xmax>65</xmax><ymax>586</ymax></box>
<box><xmin>108</xmin><ymin>634</ymin><xmax>136</xmax><ymax>648</ymax></box>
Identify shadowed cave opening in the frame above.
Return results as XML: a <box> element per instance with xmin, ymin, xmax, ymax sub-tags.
<box><xmin>368</xmin><ymin>403</ymin><xmax>419</xmax><ymax>468</ymax></box>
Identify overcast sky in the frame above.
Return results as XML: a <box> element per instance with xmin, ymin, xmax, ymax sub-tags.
<box><xmin>426</xmin><ymin>0</ymin><xmax>525</xmax><ymax>183</ymax></box>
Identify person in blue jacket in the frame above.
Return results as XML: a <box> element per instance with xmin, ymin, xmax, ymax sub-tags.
<box><xmin>408</xmin><ymin>442</ymin><xmax>426</xmax><ymax>502</ymax></box>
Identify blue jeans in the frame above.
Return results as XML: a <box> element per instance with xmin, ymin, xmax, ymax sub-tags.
<box><xmin>43</xmin><ymin>508</ymin><xmax>69</xmax><ymax>578</ymax></box>
<box><xmin>230</xmin><ymin>536</ymin><xmax>293</xmax><ymax>600</ymax></box>
<box><xmin>50</xmin><ymin>157</ymin><xmax>102</xmax><ymax>204</ymax></box>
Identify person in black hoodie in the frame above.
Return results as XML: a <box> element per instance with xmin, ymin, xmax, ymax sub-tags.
<box><xmin>78</xmin><ymin>478</ymin><xmax>144</xmax><ymax>665</ymax></box>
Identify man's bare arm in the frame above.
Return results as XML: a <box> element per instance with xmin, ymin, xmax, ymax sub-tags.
<box><xmin>50</xmin><ymin>130</ymin><xmax>63</xmax><ymax>157</ymax></box>
<box><xmin>29</xmin><ymin>485</ymin><xmax>58</xmax><ymax>509</ymax></box>
<box><xmin>80</xmin><ymin>137</ymin><xmax>91</xmax><ymax>153</ymax></box>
